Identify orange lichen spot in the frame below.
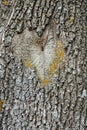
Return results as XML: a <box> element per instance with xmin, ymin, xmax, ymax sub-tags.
<box><xmin>49</xmin><ymin>40</ymin><xmax>65</xmax><ymax>79</ymax></box>
<box><xmin>50</xmin><ymin>63</ymin><xmax>55</xmax><ymax>74</ymax></box>
<box><xmin>0</xmin><ymin>107</ymin><xmax>2</xmax><ymax>111</ymax></box>
<box><xmin>0</xmin><ymin>100</ymin><xmax>4</xmax><ymax>105</ymax></box>
<box><xmin>55</xmin><ymin>41</ymin><xmax>65</xmax><ymax>61</ymax></box>
<box><xmin>55</xmin><ymin>41</ymin><xmax>63</xmax><ymax>48</ymax></box>
<box><xmin>66</xmin><ymin>15</ymin><xmax>75</xmax><ymax>25</ymax></box>
<box><xmin>0</xmin><ymin>100</ymin><xmax>4</xmax><ymax>111</ymax></box>
<box><xmin>2</xmin><ymin>0</ymin><xmax>8</xmax><ymax>6</ymax></box>
<box><xmin>49</xmin><ymin>59</ymin><xmax>57</xmax><ymax>77</ymax></box>
<box><xmin>70</xmin><ymin>15</ymin><xmax>74</xmax><ymax>23</ymax></box>
<box><xmin>57</xmin><ymin>49</ymin><xmax>65</xmax><ymax>60</ymax></box>
<box><xmin>43</xmin><ymin>79</ymin><xmax>49</xmax><ymax>86</ymax></box>
<box><xmin>53</xmin><ymin>59</ymin><xmax>58</xmax><ymax>66</ymax></box>
<box><xmin>57</xmin><ymin>49</ymin><xmax>62</xmax><ymax>57</ymax></box>
<box><xmin>67</xmin><ymin>15</ymin><xmax>74</xmax><ymax>24</ymax></box>
<box><xmin>25</xmin><ymin>59</ymin><xmax>32</xmax><ymax>68</ymax></box>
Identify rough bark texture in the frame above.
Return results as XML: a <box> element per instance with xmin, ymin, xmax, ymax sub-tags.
<box><xmin>0</xmin><ymin>0</ymin><xmax>87</xmax><ymax>130</ymax></box>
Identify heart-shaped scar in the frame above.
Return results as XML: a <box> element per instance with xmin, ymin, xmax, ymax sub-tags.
<box><xmin>12</xmin><ymin>27</ymin><xmax>65</xmax><ymax>86</ymax></box>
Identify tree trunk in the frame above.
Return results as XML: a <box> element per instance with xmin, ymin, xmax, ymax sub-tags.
<box><xmin>0</xmin><ymin>0</ymin><xmax>87</xmax><ymax>130</ymax></box>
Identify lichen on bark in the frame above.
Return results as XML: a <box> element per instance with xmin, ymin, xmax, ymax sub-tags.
<box><xmin>0</xmin><ymin>0</ymin><xmax>87</xmax><ymax>130</ymax></box>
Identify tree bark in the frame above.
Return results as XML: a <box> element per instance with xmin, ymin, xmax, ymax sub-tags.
<box><xmin>0</xmin><ymin>0</ymin><xmax>87</xmax><ymax>130</ymax></box>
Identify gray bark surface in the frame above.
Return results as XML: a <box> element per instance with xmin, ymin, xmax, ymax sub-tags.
<box><xmin>0</xmin><ymin>0</ymin><xmax>87</xmax><ymax>130</ymax></box>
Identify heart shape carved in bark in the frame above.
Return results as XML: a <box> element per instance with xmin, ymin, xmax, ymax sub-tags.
<box><xmin>13</xmin><ymin>27</ymin><xmax>65</xmax><ymax>86</ymax></box>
